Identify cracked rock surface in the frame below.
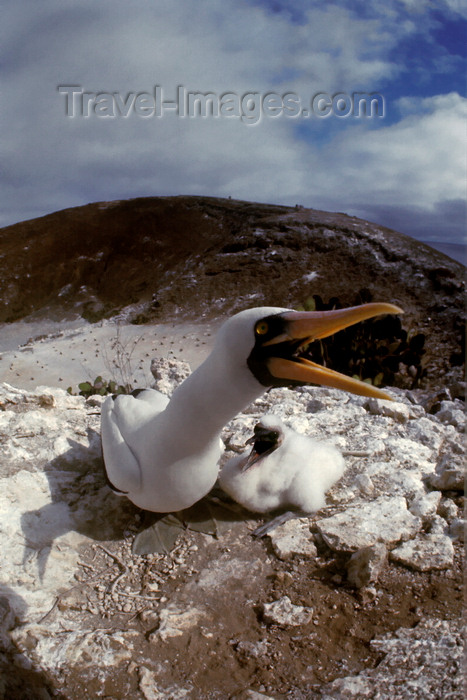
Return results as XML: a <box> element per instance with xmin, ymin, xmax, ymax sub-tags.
<box><xmin>0</xmin><ymin>374</ymin><xmax>464</xmax><ymax>699</ymax></box>
<box><xmin>320</xmin><ymin>618</ymin><xmax>464</xmax><ymax>700</ymax></box>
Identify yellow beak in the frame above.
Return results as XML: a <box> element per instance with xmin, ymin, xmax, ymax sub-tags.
<box><xmin>267</xmin><ymin>302</ymin><xmax>403</xmax><ymax>400</ymax></box>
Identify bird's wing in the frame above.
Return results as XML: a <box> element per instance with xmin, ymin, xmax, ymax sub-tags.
<box><xmin>101</xmin><ymin>389</ymin><xmax>169</xmax><ymax>494</ymax></box>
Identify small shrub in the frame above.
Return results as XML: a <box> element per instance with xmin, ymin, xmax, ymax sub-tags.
<box><xmin>67</xmin><ymin>376</ymin><xmax>131</xmax><ymax>398</ymax></box>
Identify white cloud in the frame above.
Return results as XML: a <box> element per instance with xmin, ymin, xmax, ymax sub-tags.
<box><xmin>397</xmin><ymin>0</ymin><xmax>467</xmax><ymax>20</ymax></box>
<box><xmin>0</xmin><ymin>0</ymin><xmax>465</xmax><ymax>246</ymax></box>
<box><xmin>314</xmin><ymin>93</ymin><xmax>466</xmax><ymax>208</ymax></box>
<box><xmin>300</xmin><ymin>92</ymin><xmax>466</xmax><ymax>242</ymax></box>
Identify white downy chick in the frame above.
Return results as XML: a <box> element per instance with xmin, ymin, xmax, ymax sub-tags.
<box><xmin>219</xmin><ymin>414</ymin><xmax>345</xmax><ymax>514</ymax></box>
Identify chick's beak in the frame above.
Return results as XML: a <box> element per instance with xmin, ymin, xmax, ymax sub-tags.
<box><xmin>240</xmin><ymin>428</ymin><xmax>280</xmax><ymax>472</ymax></box>
<box><xmin>239</xmin><ymin>448</ymin><xmax>264</xmax><ymax>472</ymax></box>
<box><xmin>267</xmin><ymin>302</ymin><xmax>403</xmax><ymax>400</ymax></box>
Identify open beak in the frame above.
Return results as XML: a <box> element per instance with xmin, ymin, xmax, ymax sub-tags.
<box><xmin>267</xmin><ymin>302</ymin><xmax>403</xmax><ymax>400</ymax></box>
<box><xmin>239</xmin><ymin>430</ymin><xmax>280</xmax><ymax>472</ymax></box>
<box><xmin>240</xmin><ymin>446</ymin><xmax>269</xmax><ymax>472</ymax></box>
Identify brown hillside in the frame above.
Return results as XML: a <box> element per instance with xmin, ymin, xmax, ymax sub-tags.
<box><xmin>0</xmin><ymin>196</ymin><xmax>464</xmax><ymax>385</ymax></box>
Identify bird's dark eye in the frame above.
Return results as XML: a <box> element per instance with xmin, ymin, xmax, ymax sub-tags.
<box><xmin>255</xmin><ymin>321</ymin><xmax>269</xmax><ymax>336</ymax></box>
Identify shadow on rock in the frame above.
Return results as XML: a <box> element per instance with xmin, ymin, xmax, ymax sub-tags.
<box><xmin>0</xmin><ymin>586</ymin><xmax>67</xmax><ymax>700</ymax></box>
<box><xmin>20</xmin><ymin>429</ymin><xmax>137</xmax><ymax>581</ymax></box>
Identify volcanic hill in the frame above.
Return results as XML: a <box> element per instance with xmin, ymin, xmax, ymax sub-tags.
<box><xmin>0</xmin><ymin>195</ymin><xmax>464</xmax><ymax>387</ymax></box>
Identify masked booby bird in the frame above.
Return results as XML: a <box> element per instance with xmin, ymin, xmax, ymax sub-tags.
<box><xmin>101</xmin><ymin>302</ymin><xmax>402</xmax><ymax>513</ymax></box>
<box><xmin>219</xmin><ymin>414</ymin><xmax>345</xmax><ymax>514</ymax></box>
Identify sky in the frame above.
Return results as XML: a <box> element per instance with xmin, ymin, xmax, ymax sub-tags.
<box><xmin>1</xmin><ymin>0</ymin><xmax>466</xmax><ymax>249</ymax></box>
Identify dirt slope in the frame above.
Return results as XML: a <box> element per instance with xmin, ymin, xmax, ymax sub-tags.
<box><xmin>0</xmin><ymin>196</ymin><xmax>464</xmax><ymax>384</ymax></box>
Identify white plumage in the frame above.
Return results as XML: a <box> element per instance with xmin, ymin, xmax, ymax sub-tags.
<box><xmin>219</xmin><ymin>415</ymin><xmax>345</xmax><ymax>513</ymax></box>
<box><xmin>101</xmin><ymin>302</ymin><xmax>401</xmax><ymax>514</ymax></box>
<box><xmin>101</xmin><ymin>307</ymin><xmax>287</xmax><ymax>512</ymax></box>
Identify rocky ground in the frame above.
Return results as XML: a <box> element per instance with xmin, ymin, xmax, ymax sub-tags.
<box><xmin>0</xmin><ymin>357</ymin><xmax>464</xmax><ymax>699</ymax></box>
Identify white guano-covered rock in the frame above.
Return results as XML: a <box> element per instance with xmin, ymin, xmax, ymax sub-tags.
<box><xmin>438</xmin><ymin>497</ymin><xmax>459</xmax><ymax>521</ymax></box>
<box><xmin>409</xmin><ymin>491</ymin><xmax>442</xmax><ymax>519</ymax></box>
<box><xmin>269</xmin><ymin>518</ymin><xmax>317</xmax><ymax>560</ymax></box>
<box><xmin>346</xmin><ymin>543</ymin><xmax>388</xmax><ymax>589</ymax></box>
<box><xmin>150</xmin><ymin>357</ymin><xmax>191</xmax><ymax>396</ymax></box>
<box><xmin>427</xmin><ymin>514</ymin><xmax>449</xmax><ymax>535</ymax></box>
<box><xmin>428</xmin><ymin>453</ymin><xmax>465</xmax><ymax>491</ymax></box>
<box><xmin>320</xmin><ymin>618</ymin><xmax>463</xmax><ymax>699</ymax></box>
<box><xmin>316</xmin><ymin>496</ymin><xmax>421</xmax><ymax>552</ymax></box>
<box><xmin>406</xmin><ymin>416</ymin><xmax>445</xmax><ymax>449</ymax></box>
<box><xmin>365</xmin><ymin>398</ymin><xmax>415</xmax><ymax>423</ymax></box>
<box><xmin>262</xmin><ymin>596</ymin><xmax>313</xmax><ymax>627</ymax></box>
<box><xmin>390</xmin><ymin>533</ymin><xmax>454</xmax><ymax>571</ymax></box>
<box><xmin>138</xmin><ymin>666</ymin><xmax>192</xmax><ymax>700</ymax></box>
<box><xmin>435</xmin><ymin>400</ymin><xmax>466</xmax><ymax>430</ymax></box>
<box><xmin>0</xmin><ymin>378</ymin><xmax>463</xmax><ymax>694</ymax></box>
<box><xmin>151</xmin><ymin>604</ymin><xmax>206</xmax><ymax>642</ymax></box>
<box><xmin>0</xmin><ymin>381</ymin><xmax>134</xmax><ymax>625</ymax></box>
<box><xmin>11</xmin><ymin>622</ymin><xmax>139</xmax><ymax>672</ymax></box>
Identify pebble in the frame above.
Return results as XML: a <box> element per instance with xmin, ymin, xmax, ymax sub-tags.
<box><xmin>449</xmin><ymin>518</ymin><xmax>465</xmax><ymax>542</ymax></box>
<box><xmin>140</xmin><ymin>610</ymin><xmax>159</xmax><ymax>627</ymax></box>
<box><xmin>438</xmin><ymin>497</ymin><xmax>459</xmax><ymax>521</ymax></box>
<box><xmin>365</xmin><ymin>398</ymin><xmax>413</xmax><ymax>423</ymax></box>
<box><xmin>409</xmin><ymin>491</ymin><xmax>442</xmax><ymax>519</ymax></box>
<box><xmin>146</xmin><ymin>582</ymin><xmax>159</xmax><ymax>592</ymax></box>
<box><xmin>262</xmin><ymin>596</ymin><xmax>313</xmax><ymax>627</ymax></box>
<box><xmin>427</xmin><ymin>514</ymin><xmax>449</xmax><ymax>535</ymax></box>
<box><xmin>346</xmin><ymin>543</ymin><xmax>387</xmax><ymax>589</ymax></box>
<box><xmin>354</xmin><ymin>473</ymin><xmax>375</xmax><ymax>496</ymax></box>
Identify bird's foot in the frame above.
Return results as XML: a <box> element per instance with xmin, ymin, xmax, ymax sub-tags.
<box><xmin>252</xmin><ymin>510</ymin><xmax>298</xmax><ymax>538</ymax></box>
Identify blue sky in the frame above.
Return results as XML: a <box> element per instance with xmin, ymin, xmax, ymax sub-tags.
<box><xmin>1</xmin><ymin>0</ymin><xmax>466</xmax><ymax>246</ymax></box>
